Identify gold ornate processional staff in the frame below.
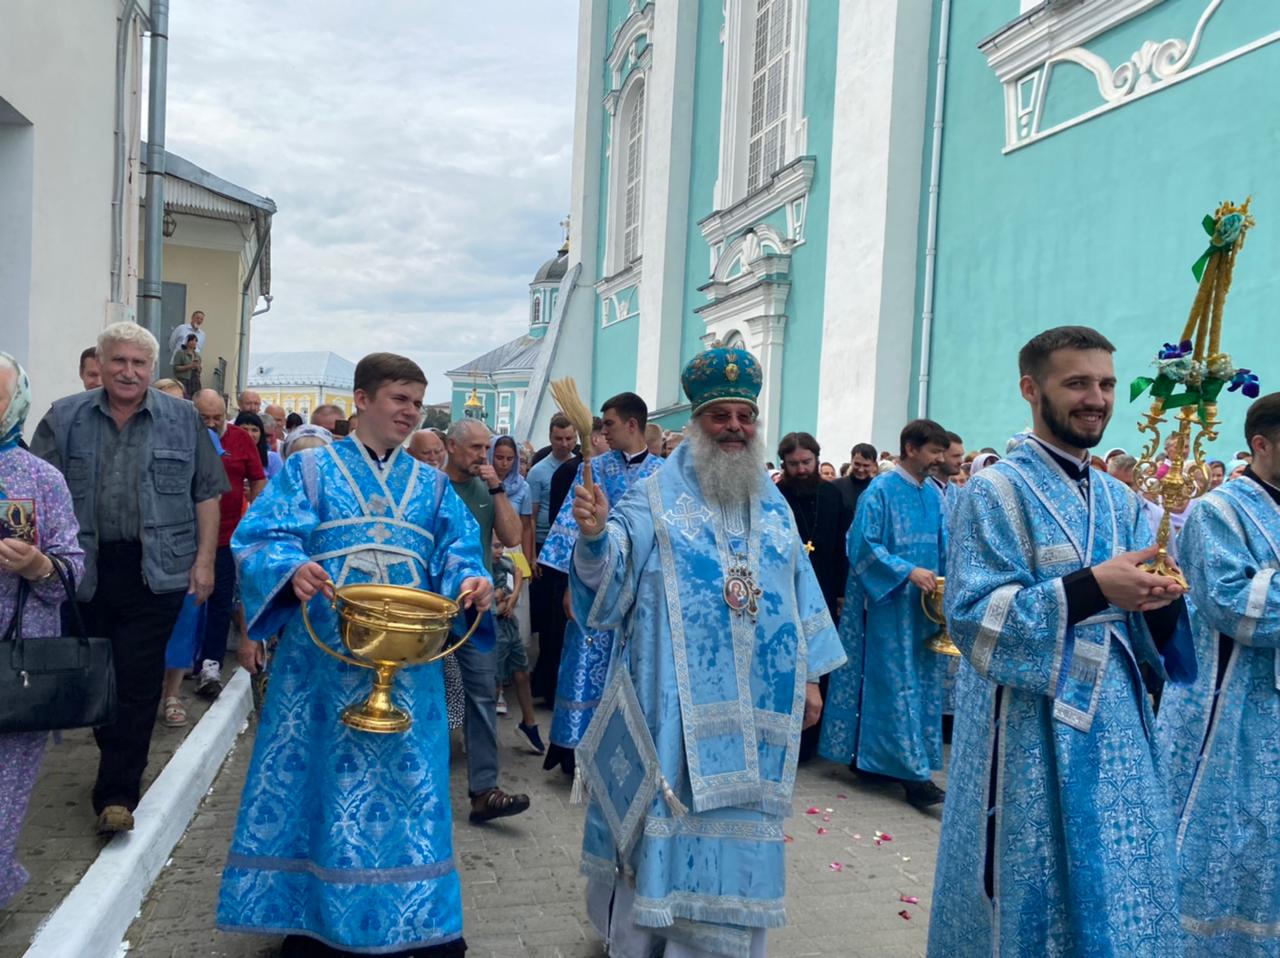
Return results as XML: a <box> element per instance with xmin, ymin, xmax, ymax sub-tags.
<box><xmin>1130</xmin><ymin>198</ymin><xmax>1260</xmax><ymax>585</ymax></box>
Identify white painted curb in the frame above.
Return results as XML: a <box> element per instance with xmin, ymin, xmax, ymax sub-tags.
<box><xmin>25</xmin><ymin>668</ymin><xmax>253</xmax><ymax>958</ymax></box>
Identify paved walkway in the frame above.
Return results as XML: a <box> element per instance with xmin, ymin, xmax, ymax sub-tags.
<box><xmin>0</xmin><ymin>683</ymin><xmax>218</xmax><ymax>958</ymax></box>
<box><xmin>122</xmin><ymin>703</ymin><xmax>941</xmax><ymax>957</ymax></box>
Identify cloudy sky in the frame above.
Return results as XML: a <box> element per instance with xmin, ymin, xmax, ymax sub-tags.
<box><xmin>164</xmin><ymin>0</ymin><xmax>578</xmax><ymax>403</ymax></box>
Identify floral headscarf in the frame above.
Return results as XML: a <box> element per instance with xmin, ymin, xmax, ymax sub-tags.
<box><xmin>0</xmin><ymin>352</ymin><xmax>31</xmax><ymax>451</ymax></box>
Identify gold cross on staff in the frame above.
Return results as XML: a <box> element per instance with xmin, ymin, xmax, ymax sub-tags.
<box><xmin>804</xmin><ymin>541</ymin><xmax>815</xmax><ymax>555</ymax></box>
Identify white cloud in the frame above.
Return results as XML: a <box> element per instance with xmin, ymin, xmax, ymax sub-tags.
<box><xmin>163</xmin><ymin>0</ymin><xmax>577</xmax><ymax>401</ymax></box>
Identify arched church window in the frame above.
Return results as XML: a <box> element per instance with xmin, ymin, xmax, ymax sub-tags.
<box><xmin>532</xmin><ymin>295</ymin><xmax>542</xmax><ymax>326</ymax></box>
<box><xmin>747</xmin><ymin>0</ymin><xmax>791</xmax><ymax>193</ymax></box>
<box><xmin>622</xmin><ymin>82</ymin><xmax>645</xmax><ymax>265</ymax></box>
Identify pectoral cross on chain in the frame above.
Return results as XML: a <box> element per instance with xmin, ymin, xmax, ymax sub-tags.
<box><xmin>804</xmin><ymin>541</ymin><xmax>815</xmax><ymax>555</ymax></box>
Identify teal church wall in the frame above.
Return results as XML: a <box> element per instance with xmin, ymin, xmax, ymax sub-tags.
<box><xmin>918</xmin><ymin>0</ymin><xmax>1280</xmax><ymax>459</ymax></box>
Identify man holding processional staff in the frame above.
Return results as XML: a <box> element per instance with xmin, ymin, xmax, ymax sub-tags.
<box><xmin>218</xmin><ymin>352</ymin><xmax>492</xmax><ymax>958</ymax></box>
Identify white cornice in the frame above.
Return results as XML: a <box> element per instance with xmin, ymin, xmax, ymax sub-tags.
<box><xmin>979</xmin><ymin>0</ymin><xmax>1164</xmax><ymax>82</ymax></box>
<box><xmin>594</xmin><ymin>262</ymin><xmax>642</xmax><ymax>301</ymax></box>
<box><xmin>698</xmin><ymin>156</ymin><xmax>815</xmax><ymax>249</ymax></box>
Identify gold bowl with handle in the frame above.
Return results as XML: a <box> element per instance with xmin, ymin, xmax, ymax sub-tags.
<box><xmin>302</xmin><ymin>582</ymin><xmax>479</xmax><ymax>733</ymax></box>
<box><xmin>921</xmin><ymin>576</ymin><xmax>961</xmax><ymax>657</ymax></box>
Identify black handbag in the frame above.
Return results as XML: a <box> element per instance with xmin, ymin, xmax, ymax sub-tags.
<box><xmin>0</xmin><ymin>555</ymin><xmax>117</xmax><ymax>733</ymax></box>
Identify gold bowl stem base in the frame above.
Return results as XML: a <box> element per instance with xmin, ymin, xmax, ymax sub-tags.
<box><xmin>1142</xmin><ymin>554</ymin><xmax>1189</xmax><ymax>591</ymax></box>
<box><xmin>340</xmin><ymin>665</ymin><xmax>412</xmax><ymax>734</ymax></box>
<box><xmin>927</xmin><ymin>631</ymin><xmax>962</xmax><ymax>657</ymax></box>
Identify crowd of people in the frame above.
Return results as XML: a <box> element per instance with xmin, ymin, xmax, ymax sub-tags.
<box><xmin>0</xmin><ymin>320</ymin><xmax>1277</xmax><ymax>958</ymax></box>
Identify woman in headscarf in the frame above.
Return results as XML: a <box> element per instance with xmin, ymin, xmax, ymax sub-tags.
<box><xmin>0</xmin><ymin>353</ymin><xmax>85</xmax><ymax>907</ymax></box>
<box><xmin>282</xmin><ymin>424</ymin><xmax>333</xmax><ymax>459</ymax></box>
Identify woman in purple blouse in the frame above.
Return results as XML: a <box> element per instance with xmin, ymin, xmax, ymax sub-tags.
<box><xmin>0</xmin><ymin>352</ymin><xmax>84</xmax><ymax>907</ymax></box>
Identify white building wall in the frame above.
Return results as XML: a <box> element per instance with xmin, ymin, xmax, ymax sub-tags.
<box><xmin>816</xmin><ymin>0</ymin><xmax>932</xmax><ymax>457</ymax></box>
<box><xmin>0</xmin><ymin>0</ymin><xmax>146</xmax><ymax>430</ymax></box>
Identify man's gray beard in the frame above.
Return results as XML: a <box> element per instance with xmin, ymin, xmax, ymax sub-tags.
<box><xmin>687</xmin><ymin>425</ymin><xmax>764</xmax><ymax>505</ymax></box>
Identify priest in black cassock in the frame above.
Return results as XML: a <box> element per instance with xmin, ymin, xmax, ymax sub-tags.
<box><xmin>777</xmin><ymin>432</ymin><xmax>855</xmax><ymax>761</ymax></box>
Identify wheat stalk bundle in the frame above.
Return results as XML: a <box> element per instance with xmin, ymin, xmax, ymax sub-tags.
<box><xmin>548</xmin><ymin>377</ymin><xmax>595</xmax><ymax>491</ymax></box>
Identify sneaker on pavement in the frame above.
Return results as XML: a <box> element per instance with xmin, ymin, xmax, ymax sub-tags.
<box><xmin>96</xmin><ymin>805</ymin><xmax>134</xmax><ymax>835</ymax></box>
<box><xmin>517</xmin><ymin>721</ymin><xmax>546</xmax><ymax>755</ymax></box>
<box><xmin>903</xmin><ymin>780</ymin><xmax>946</xmax><ymax>809</ymax></box>
<box><xmin>496</xmin><ymin>690</ymin><xmax>508</xmax><ymax>716</ymax></box>
<box><xmin>195</xmin><ymin>659</ymin><xmax>223</xmax><ymax>700</ymax></box>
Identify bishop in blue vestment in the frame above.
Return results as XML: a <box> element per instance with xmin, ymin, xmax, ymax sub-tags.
<box><xmin>819</xmin><ymin>420</ymin><xmax>951</xmax><ymax>807</ymax></box>
<box><xmin>928</xmin><ymin>327</ymin><xmax>1195</xmax><ymax>958</ymax></box>
<box><xmin>567</xmin><ymin>347</ymin><xmax>845</xmax><ymax>958</ymax></box>
<box><xmin>539</xmin><ymin>408</ymin><xmax>663</xmax><ymax>751</ymax></box>
<box><xmin>1156</xmin><ymin>394</ymin><xmax>1280</xmax><ymax>956</ymax></box>
<box><xmin>217</xmin><ymin>355</ymin><xmax>492</xmax><ymax>957</ymax></box>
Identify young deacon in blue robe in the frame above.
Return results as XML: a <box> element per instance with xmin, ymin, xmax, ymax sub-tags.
<box><xmin>1157</xmin><ymin>392</ymin><xmax>1280</xmax><ymax>956</ymax></box>
<box><xmin>568</xmin><ymin>346</ymin><xmax>845</xmax><ymax>958</ymax></box>
<box><xmin>928</xmin><ymin>326</ymin><xmax>1196</xmax><ymax>958</ymax></box>
<box><xmin>539</xmin><ymin>391</ymin><xmax>663</xmax><ymax>758</ymax></box>
<box><xmin>819</xmin><ymin>419</ymin><xmax>950</xmax><ymax>808</ymax></box>
<box><xmin>218</xmin><ymin>354</ymin><xmax>493</xmax><ymax>958</ymax></box>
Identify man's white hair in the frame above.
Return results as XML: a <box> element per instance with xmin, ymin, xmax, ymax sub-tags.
<box><xmin>97</xmin><ymin>321</ymin><xmax>159</xmax><ymax>367</ymax></box>
<box><xmin>446</xmin><ymin>418</ymin><xmax>489</xmax><ymax>444</ymax></box>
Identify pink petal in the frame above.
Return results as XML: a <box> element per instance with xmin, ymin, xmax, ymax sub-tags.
<box><xmin>817</xmin><ymin>827</ymin><xmax>828</xmax><ymax>835</ymax></box>
<box><xmin>806</xmin><ymin>807</ymin><xmax>820</xmax><ymax>815</ymax></box>
<box><xmin>822</xmin><ymin>814</ymin><xmax>831</xmax><ymax>822</ymax></box>
<box><xmin>837</xmin><ymin>793</ymin><xmax>848</xmax><ymax>800</ymax></box>
<box><xmin>853</xmin><ymin>833</ymin><xmax>862</xmax><ymax>840</ymax></box>
<box><xmin>828</xmin><ymin>862</ymin><xmax>843</xmax><ymax>872</ymax></box>
<box><xmin>784</xmin><ymin>834</ymin><xmax>794</xmax><ymax>843</ymax></box>
<box><xmin>898</xmin><ymin>910</ymin><xmax>912</xmax><ymax>920</ymax></box>
<box><xmin>900</xmin><ymin>895</ymin><xmax>919</xmax><ymax>905</ymax></box>
<box><xmin>880</xmin><ymin>833</ymin><xmax>894</xmax><ymax>842</ymax></box>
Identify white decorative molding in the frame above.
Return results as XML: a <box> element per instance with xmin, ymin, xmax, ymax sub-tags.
<box><xmin>695</xmin><ymin>228</ymin><xmax>791</xmax><ymax>453</ymax></box>
<box><xmin>984</xmin><ymin>0</ymin><xmax>1280</xmax><ymax>151</ymax></box>
<box><xmin>698</xmin><ymin>156</ymin><xmax>815</xmax><ymax>254</ymax></box>
<box><xmin>979</xmin><ymin>0</ymin><xmax>1166</xmax><ymax>83</ymax></box>
<box><xmin>596</xmin><ymin>262</ymin><xmax>642</xmax><ymax>328</ymax></box>
<box><xmin>714</xmin><ymin>0</ymin><xmax>809</xmax><ymax>210</ymax></box>
<box><xmin>607</xmin><ymin>3</ymin><xmax>654</xmax><ymax>91</ymax></box>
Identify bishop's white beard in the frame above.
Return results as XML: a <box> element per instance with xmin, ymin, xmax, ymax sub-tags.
<box><xmin>687</xmin><ymin>423</ymin><xmax>764</xmax><ymax>506</ymax></box>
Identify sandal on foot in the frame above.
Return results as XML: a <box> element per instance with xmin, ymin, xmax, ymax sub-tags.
<box><xmin>162</xmin><ymin>696</ymin><xmax>188</xmax><ymax>727</ymax></box>
<box><xmin>468</xmin><ymin>787</ymin><xmax>530</xmax><ymax>824</ymax></box>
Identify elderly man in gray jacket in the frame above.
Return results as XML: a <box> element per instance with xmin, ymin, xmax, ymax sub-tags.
<box><xmin>31</xmin><ymin>322</ymin><xmax>227</xmax><ymax>835</ymax></box>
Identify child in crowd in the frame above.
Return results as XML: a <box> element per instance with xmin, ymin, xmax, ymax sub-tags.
<box><xmin>492</xmin><ymin>533</ymin><xmax>544</xmax><ymax>754</ymax></box>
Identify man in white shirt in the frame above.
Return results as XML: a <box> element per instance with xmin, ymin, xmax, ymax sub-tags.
<box><xmin>168</xmin><ymin>310</ymin><xmax>206</xmax><ymax>356</ymax></box>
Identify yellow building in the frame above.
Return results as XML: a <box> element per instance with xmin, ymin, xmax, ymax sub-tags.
<box><xmin>141</xmin><ymin>149</ymin><xmax>275</xmax><ymax>401</ymax></box>
<box><xmin>247</xmin><ymin>352</ymin><xmax>356</xmax><ymax>419</ymax></box>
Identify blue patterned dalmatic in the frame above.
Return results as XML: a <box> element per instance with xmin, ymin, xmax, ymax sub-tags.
<box><xmin>819</xmin><ymin>467</ymin><xmax>946</xmax><ymax>780</ymax></box>
<box><xmin>928</xmin><ymin>437</ymin><xmax>1195</xmax><ymax>958</ymax></box>
<box><xmin>218</xmin><ymin>439</ymin><xmax>489</xmax><ymax>954</ymax></box>
<box><xmin>569</xmin><ymin>442</ymin><xmax>845</xmax><ymax>956</ymax></box>
<box><xmin>1157</xmin><ymin>473</ymin><xmax>1280</xmax><ymax>956</ymax></box>
<box><xmin>538</xmin><ymin>449</ymin><xmax>663</xmax><ymax>747</ymax></box>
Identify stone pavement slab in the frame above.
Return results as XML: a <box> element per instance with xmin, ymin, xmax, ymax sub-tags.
<box><xmin>122</xmin><ymin>704</ymin><xmax>941</xmax><ymax>957</ymax></box>
<box><xmin>0</xmin><ymin>680</ymin><xmax>220</xmax><ymax>958</ymax></box>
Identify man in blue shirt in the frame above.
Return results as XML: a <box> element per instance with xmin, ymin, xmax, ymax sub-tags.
<box><xmin>526</xmin><ymin>413</ymin><xmax>578</xmax><ymax>703</ymax></box>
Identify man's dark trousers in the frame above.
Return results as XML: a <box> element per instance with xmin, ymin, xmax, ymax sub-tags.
<box><xmin>80</xmin><ymin>542</ymin><xmax>185</xmax><ymax>812</ymax></box>
<box><xmin>196</xmin><ymin>545</ymin><xmax>236</xmax><ymax>666</ymax></box>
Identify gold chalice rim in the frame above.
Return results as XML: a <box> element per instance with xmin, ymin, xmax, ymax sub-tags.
<box><xmin>333</xmin><ymin>583</ymin><xmax>461</xmax><ymax>626</ymax></box>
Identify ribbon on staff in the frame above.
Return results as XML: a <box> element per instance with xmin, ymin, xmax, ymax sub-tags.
<box><xmin>1191</xmin><ymin>210</ymin><xmax>1247</xmax><ymax>281</ymax></box>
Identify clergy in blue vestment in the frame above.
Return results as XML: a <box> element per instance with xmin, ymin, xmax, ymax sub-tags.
<box><xmin>538</xmin><ymin>391</ymin><xmax>663</xmax><ymax>769</ymax></box>
<box><xmin>928</xmin><ymin>429</ymin><xmax>965</xmax><ymax>522</ymax></box>
<box><xmin>217</xmin><ymin>354</ymin><xmax>494</xmax><ymax>958</ymax></box>
<box><xmin>818</xmin><ymin>418</ymin><xmax>951</xmax><ymax>808</ymax></box>
<box><xmin>928</xmin><ymin>326</ymin><xmax>1197</xmax><ymax>958</ymax></box>
<box><xmin>1156</xmin><ymin>392</ymin><xmax>1280</xmax><ymax>956</ymax></box>
<box><xmin>567</xmin><ymin>345</ymin><xmax>845</xmax><ymax>958</ymax></box>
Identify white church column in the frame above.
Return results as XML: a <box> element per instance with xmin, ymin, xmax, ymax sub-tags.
<box><xmin>816</xmin><ymin>0</ymin><xmax>933</xmax><ymax>456</ymax></box>
<box><xmin>634</xmin><ymin>0</ymin><xmax>700</xmax><ymax>412</ymax></box>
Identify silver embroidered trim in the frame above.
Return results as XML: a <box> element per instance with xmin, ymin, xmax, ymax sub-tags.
<box><xmin>1181</xmin><ymin>911</ymin><xmax>1280</xmax><ymax>938</ymax></box>
<box><xmin>642</xmin><ymin>816</ymin><xmax>785</xmax><ymax>841</ymax></box>
<box><xmin>972</xmin><ymin>584</ymin><xmax>1018</xmax><ymax>676</ymax></box>
<box><xmin>1239</xmin><ymin>567</ymin><xmax>1275</xmax><ymax>646</ymax></box>
<box><xmin>225</xmin><ymin>852</ymin><xmax>455</xmax><ymax>885</ymax></box>
<box><xmin>1035</xmin><ymin>544</ymin><xmax>1078</xmax><ymax>566</ymax></box>
<box><xmin>1177</xmin><ymin>641</ymin><xmax>1240</xmax><ymax>852</ymax></box>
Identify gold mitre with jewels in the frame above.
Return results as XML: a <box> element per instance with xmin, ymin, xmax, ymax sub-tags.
<box><xmin>681</xmin><ymin>342</ymin><xmax>764</xmax><ymax>415</ymax></box>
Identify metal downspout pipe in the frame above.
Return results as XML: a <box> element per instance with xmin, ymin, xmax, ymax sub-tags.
<box><xmin>236</xmin><ymin>213</ymin><xmax>273</xmax><ymax>395</ymax></box>
<box><xmin>915</xmin><ymin>0</ymin><xmax>952</xmax><ymax>418</ymax></box>
<box><xmin>139</xmin><ymin>0</ymin><xmax>170</xmax><ymax>335</ymax></box>
<box><xmin>110</xmin><ymin>0</ymin><xmax>147</xmax><ymax>305</ymax></box>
